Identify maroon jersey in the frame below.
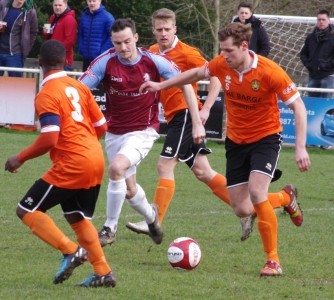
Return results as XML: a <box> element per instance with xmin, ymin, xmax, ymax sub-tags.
<box><xmin>79</xmin><ymin>47</ymin><xmax>180</xmax><ymax>134</ymax></box>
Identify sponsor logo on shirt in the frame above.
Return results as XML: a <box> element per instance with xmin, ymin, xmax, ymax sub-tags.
<box><xmin>283</xmin><ymin>83</ymin><xmax>296</xmax><ymax>95</ymax></box>
<box><xmin>111</xmin><ymin>76</ymin><xmax>122</xmax><ymax>82</ymax></box>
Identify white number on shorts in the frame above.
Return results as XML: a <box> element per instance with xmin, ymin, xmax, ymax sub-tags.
<box><xmin>65</xmin><ymin>87</ymin><xmax>83</xmax><ymax>122</ymax></box>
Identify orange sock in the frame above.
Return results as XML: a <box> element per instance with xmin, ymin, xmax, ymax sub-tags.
<box><xmin>267</xmin><ymin>190</ymin><xmax>290</xmax><ymax>209</ymax></box>
<box><xmin>254</xmin><ymin>200</ymin><xmax>279</xmax><ymax>263</ymax></box>
<box><xmin>71</xmin><ymin>219</ymin><xmax>111</xmax><ymax>276</ymax></box>
<box><xmin>207</xmin><ymin>173</ymin><xmax>230</xmax><ymax>206</ymax></box>
<box><xmin>22</xmin><ymin>211</ymin><xmax>77</xmax><ymax>254</ymax></box>
<box><xmin>153</xmin><ymin>178</ymin><xmax>175</xmax><ymax>224</ymax></box>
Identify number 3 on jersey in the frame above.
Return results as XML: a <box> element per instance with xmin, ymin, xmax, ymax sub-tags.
<box><xmin>66</xmin><ymin>87</ymin><xmax>84</xmax><ymax>122</ymax></box>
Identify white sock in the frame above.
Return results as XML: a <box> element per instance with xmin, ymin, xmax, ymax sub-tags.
<box><xmin>104</xmin><ymin>178</ymin><xmax>127</xmax><ymax>232</ymax></box>
<box><xmin>127</xmin><ymin>184</ymin><xmax>155</xmax><ymax>224</ymax></box>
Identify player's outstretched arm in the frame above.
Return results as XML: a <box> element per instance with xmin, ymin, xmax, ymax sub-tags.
<box><xmin>5</xmin><ymin>131</ymin><xmax>59</xmax><ymax>173</ymax></box>
<box><xmin>200</xmin><ymin>76</ymin><xmax>221</xmax><ymax>125</ymax></box>
<box><xmin>288</xmin><ymin>97</ymin><xmax>311</xmax><ymax>172</ymax></box>
<box><xmin>140</xmin><ymin>66</ymin><xmax>206</xmax><ymax>94</ymax></box>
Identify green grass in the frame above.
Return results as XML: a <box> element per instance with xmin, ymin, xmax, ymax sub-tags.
<box><xmin>0</xmin><ymin>129</ymin><xmax>333</xmax><ymax>299</ymax></box>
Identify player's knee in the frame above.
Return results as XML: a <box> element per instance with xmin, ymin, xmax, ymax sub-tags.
<box><xmin>16</xmin><ymin>206</ymin><xmax>26</xmax><ymax>220</ymax></box>
<box><xmin>192</xmin><ymin>164</ymin><xmax>212</xmax><ymax>183</ymax></box>
<box><xmin>108</xmin><ymin>162</ymin><xmax>125</xmax><ymax>179</ymax></box>
<box><xmin>157</xmin><ymin>158</ymin><xmax>176</xmax><ymax>176</ymax></box>
<box><xmin>248</xmin><ymin>186</ymin><xmax>264</xmax><ymax>203</ymax></box>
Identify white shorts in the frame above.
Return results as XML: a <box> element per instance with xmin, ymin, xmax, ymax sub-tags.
<box><xmin>105</xmin><ymin>127</ymin><xmax>160</xmax><ymax>178</ymax></box>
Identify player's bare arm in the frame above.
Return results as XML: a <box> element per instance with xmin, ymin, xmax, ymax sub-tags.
<box><xmin>140</xmin><ymin>66</ymin><xmax>206</xmax><ymax>93</ymax></box>
<box><xmin>180</xmin><ymin>84</ymin><xmax>206</xmax><ymax>143</ymax></box>
<box><xmin>200</xmin><ymin>76</ymin><xmax>221</xmax><ymax>125</ymax></box>
<box><xmin>288</xmin><ymin>97</ymin><xmax>311</xmax><ymax>172</ymax></box>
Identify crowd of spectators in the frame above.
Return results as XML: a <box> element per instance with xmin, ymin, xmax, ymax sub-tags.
<box><xmin>0</xmin><ymin>0</ymin><xmax>115</xmax><ymax>75</ymax></box>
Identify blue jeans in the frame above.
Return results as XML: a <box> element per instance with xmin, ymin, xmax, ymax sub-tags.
<box><xmin>308</xmin><ymin>75</ymin><xmax>334</xmax><ymax>98</ymax></box>
<box><xmin>0</xmin><ymin>53</ymin><xmax>24</xmax><ymax>77</ymax></box>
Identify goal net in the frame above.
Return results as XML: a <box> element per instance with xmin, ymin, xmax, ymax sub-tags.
<box><xmin>253</xmin><ymin>14</ymin><xmax>320</xmax><ymax>87</ymax></box>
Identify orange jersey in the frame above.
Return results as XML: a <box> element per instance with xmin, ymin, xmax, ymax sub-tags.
<box><xmin>150</xmin><ymin>37</ymin><xmax>205</xmax><ymax>123</ymax></box>
<box><xmin>206</xmin><ymin>52</ymin><xmax>300</xmax><ymax>144</ymax></box>
<box><xmin>36</xmin><ymin>71</ymin><xmax>106</xmax><ymax>189</ymax></box>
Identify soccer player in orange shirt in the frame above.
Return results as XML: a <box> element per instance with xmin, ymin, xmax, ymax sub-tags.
<box><xmin>139</xmin><ymin>22</ymin><xmax>311</xmax><ymax>276</ymax></box>
<box><xmin>127</xmin><ymin>8</ymin><xmax>304</xmax><ymax>243</ymax></box>
<box><xmin>5</xmin><ymin>40</ymin><xmax>115</xmax><ymax>287</ymax></box>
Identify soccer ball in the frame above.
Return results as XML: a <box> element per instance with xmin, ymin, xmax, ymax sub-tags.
<box><xmin>167</xmin><ymin>237</ymin><xmax>202</xmax><ymax>270</ymax></box>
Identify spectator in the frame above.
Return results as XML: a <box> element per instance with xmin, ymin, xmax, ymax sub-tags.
<box><xmin>78</xmin><ymin>0</ymin><xmax>115</xmax><ymax>71</ymax></box>
<box><xmin>300</xmin><ymin>9</ymin><xmax>334</xmax><ymax>98</ymax></box>
<box><xmin>233</xmin><ymin>2</ymin><xmax>270</xmax><ymax>57</ymax></box>
<box><xmin>0</xmin><ymin>0</ymin><xmax>38</xmax><ymax>77</ymax></box>
<box><xmin>43</xmin><ymin>0</ymin><xmax>77</xmax><ymax>71</ymax></box>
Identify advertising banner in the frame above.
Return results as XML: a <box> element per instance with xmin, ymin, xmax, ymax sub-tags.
<box><xmin>0</xmin><ymin>77</ymin><xmax>36</xmax><ymax>125</ymax></box>
<box><xmin>279</xmin><ymin>97</ymin><xmax>334</xmax><ymax>146</ymax></box>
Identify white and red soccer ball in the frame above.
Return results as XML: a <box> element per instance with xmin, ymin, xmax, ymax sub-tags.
<box><xmin>167</xmin><ymin>237</ymin><xmax>202</xmax><ymax>270</ymax></box>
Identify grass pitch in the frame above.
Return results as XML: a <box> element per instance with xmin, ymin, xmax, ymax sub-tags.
<box><xmin>0</xmin><ymin>129</ymin><xmax>333</xmax><ymax>299</ymax></box>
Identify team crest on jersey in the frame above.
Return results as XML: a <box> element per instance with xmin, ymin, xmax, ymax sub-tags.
<box><xmin>251</xmin><ymin>80</ymin><xmax>260</xmax><ymax>91</ymax></box>
<box><xmin>143</xmin><ymin>73</ymin><xmax>150</xmax><ymax>82</ymax></box>
<box><xmin>225</xmin><ymin>75</ymin><xmax>231</xmax><ymax>90</ymax></box>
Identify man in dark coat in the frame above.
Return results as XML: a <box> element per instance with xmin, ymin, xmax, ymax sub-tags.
<box><xmin>300</xmin><ymin>9</ymin><xmax>334</xmax><ymax>98</ymax></box>
<box><xmin>233</xmin><ymin>2</ymin><xmax>270</xmax><ymax>57</ymax></box>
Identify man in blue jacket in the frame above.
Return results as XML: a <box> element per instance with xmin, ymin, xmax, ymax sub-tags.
<box><xmin>78</xmin><ymin>0</ymin><xmax>115</xmax><ymax>71</ymax></box>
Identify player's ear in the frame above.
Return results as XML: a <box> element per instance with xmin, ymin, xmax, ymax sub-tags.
<box><xmin>241</xmin><ymin>40</ymin><xmax>249</xmax><ymax>50</ymax></box>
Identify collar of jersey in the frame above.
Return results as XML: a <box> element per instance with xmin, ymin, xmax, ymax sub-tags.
<box><xmin>248</xmin><ymin>50</ymin><xmax>258</xmax><ymax>69</ymax></box>
<box><xmin>41</xmin><ymin>71</ymin><xmax>67</xmax><ymax>87</ymax></box>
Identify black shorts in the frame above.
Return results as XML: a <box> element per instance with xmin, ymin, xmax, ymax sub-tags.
<box><xmin>225</xmin><ymin>133</ymin><xmax>282</xmax><ymax>187</ymax></box>
<box><xmin>161</xmin><ymin>109</ymin><xmax>211</xmax><ymax>168</ymax></box>
<box><xmin>18</xmin><ymin>179</ymin><xmax>101</xmax><ymax>219</ymax></box>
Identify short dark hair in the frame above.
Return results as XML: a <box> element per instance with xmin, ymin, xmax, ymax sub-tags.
<box><xmin>317</xmin><ymin>9</ymin><xmax>330</xmax><ymax>17</ymax></box>
<box><xmin>39</xmin><ymin>40</ymin><xmax>66</xmax><ymax>68</ymax></box>
<box><xmin>111</xmin><ymin>18</ymin><xmax>136</xmax><ymax>34</ymax></box>
<box><xmin>218</xmin><ymin>23</ymin><xmax>252</xmax><ymax>46</ymax></box>
<box><xmin>237</xmin><ymin>2</ymin><xmax>253</xmax><ymax>12</ymax></box>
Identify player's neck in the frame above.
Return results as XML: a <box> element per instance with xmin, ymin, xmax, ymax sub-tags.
<box><xmin>237</xmin><ymin>53</ymin><xmax>253</xmax><ymax>72</ymax></box>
